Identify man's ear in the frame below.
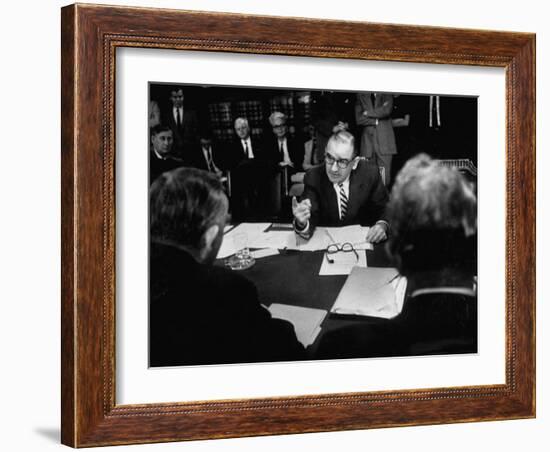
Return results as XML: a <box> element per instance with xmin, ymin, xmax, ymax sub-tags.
<box><xmin>351</xmin><ymin>156</ymin><xmax>360</xmax><ymax>170</ymax></box>
<box><xmin>201</xmin><ymin>224</ymin><xmax>220</xmax><ymax>255</ymax></box>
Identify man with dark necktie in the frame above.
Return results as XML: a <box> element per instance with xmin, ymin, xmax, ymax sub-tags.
<box><xmin>292</xmin><ymin>130</ymin><xmax>389</xmax><ymax>244</ymax></box>
<box><xmin>228</xmin><ymin>117</ymin><xmax>276</xmax><ymax>220</ymax></box>
<box><xmin>188</xmin><ymin>131</ymin><xmax>224</xmax><ymax>178</ymax></box>
<box><xmin>161</xmin><ymin>86</ymin><xmax>199</xmax><ymax>160</ymax></box>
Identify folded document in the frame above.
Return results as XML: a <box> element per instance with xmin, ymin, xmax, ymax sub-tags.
<box><xmin>331</xmin><ymin>267</ymin><xmax>407</xmax><ymax>319</ymax></box>
<box><xmin>268</xmin><ymin>304</ymin><xmax>327</xmax><ymax>348</ymax></box>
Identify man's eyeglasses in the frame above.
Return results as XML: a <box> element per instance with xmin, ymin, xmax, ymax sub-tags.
<box><xmin>325</xmin><ymin>153</ymin><xmax>353</xmax><ymax>169</ymax></box>
<box><xmin>325</xmin><ymin>242</ymin><xmax>359</xmax><ymax>263</ymax></box>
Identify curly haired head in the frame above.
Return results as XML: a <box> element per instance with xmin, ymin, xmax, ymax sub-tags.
<box><xmin>387</xmin><ymin>154</ymin><xmax>477</xmax><ymax>275</ymax></box>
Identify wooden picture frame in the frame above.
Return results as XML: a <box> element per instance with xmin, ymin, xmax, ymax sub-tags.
<box><xmin>61</xmin><ymin>3</ymin><xmax>535</xmax><ymax>447</ymax></box>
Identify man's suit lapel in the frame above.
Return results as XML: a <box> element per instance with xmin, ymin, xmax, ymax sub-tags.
<box><xmin>346</xmin><ymin>167</ymin><xmax>366</xmax><ymax>223</ymax></box>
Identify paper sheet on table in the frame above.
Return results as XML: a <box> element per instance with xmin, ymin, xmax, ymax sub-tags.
<box><xmin>296</xmin><ymin>226</ymin><xmax>373</xmax><ymax>251</ymax></box>
<box><xmin>331</xmin><ymin>267</ymin><xmax>408</xmax><ymax>319</ymax></box>
<box><xmin>251</xmin><ymin>248</ymin><xmax>279</xmax><ymax>259</ymax></box>
<box><xmin>268</xmin><ymin>303</ymin><xmax>327</xmax><ymax>348</ymax></box>
<box><xmin>324</xmin><ymin>225</ymin><xmax>373</xmax><ymax>250</ymax></box>
<box><xmin>248</xmin><ymin>231</ymin><xmax>297</xmax><ymax>250</ymax></box>
<box><xmin>217</xmin><ymin>223</ymin><xmax>375</xmax><ymax>257</ymax></box>
<box><xmin>217</xmin><ymin>223</ymin><xmax>271</xmax><ymax>259</ymax></box>
<box><xmin>319</xmin><ymin>250</ymin><xmax>367</xmax><ymax>275</ymax></box>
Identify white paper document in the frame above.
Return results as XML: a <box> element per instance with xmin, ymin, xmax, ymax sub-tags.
<box><xmin>217</xmin><ymin>223</ymin><xmax>374</xmax><ymax>258</ymax></box>
<box><xmin>324</xmin><ymin>225</ymin><xmax>373</xmax><ymax>251</ymax></box>
<box><xmin>331</xmin><ymin>267</ymin><xmax>408</xmax><ymax>319</ymax></box>
<box><xmin>217</xmin><ymin>223</ymin><xmax>271</xmax><ymax>258</ymax></box>
<box><xmin>248</xmin><ymin>231</ymin><xmax>297</xmax><ymax>250</ymax></box>
<box><xmin>319</xmin><ymin>250</ymin><xmax>367</xmax><ymax>275</ymax></box>
<box><xmin>268</xmin><ymin>303</ymin><xmax>328</xmax><ymax>348</ymax></box>
<box><xmin>251</xmin><ymin>248</ymin><xmax>279</xmax><ymax>259</ymax></box>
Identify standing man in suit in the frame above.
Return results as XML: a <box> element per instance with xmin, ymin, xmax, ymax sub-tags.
<box><xmin>149</xmin><ymin>125</ymin><xmax>184</xmax><ymax>185</ymax></box>
<box><xmin>355</xmin><ymin>92</ymin><xmax>397</xmax><ymax>185</ymax></box>
<box><xmin>161</xmin><ymin>86</ymin><xmax>199</xmax><ymax>160</ymax></box>
<box><xmin>149</xmin><ymin>167</ymin><xmax>305</xmax><ymax>367</ymax></box>
<box><xmin>293</xmin><ymin>130</ymin><xmax>389</xmax><ymax>244</ymax></box>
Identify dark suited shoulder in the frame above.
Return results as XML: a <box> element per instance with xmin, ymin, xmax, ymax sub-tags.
<box><xmin>149</xmin><ymin>243</ymin><xmax>305</xmax><ymax>366</ymax></box>
<box><xmin>303</xmin><ymin>163</ymin><xmax>325</xmax><ymax>188</ymax></box>
<box><xmin>352</xmin><ymin>159</ymin><xmax>389</xmax><ymax>225</ymax></box>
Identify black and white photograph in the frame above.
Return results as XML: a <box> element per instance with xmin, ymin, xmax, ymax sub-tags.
<box><xmin>148</xmin><ymin>83</ymin><xmax>479</xmax><ymax>367</ymax></box>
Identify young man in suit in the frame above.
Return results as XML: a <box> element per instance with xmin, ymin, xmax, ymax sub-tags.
<box><xmin>292</xmin><ymin>130</ymin><xmax>389</xmax><ymax>244</ymax></box>
<box><xmin>161</xmin><ymin>86</ymin><xmax>199</xmax><ymax>159</ymax></box>
<box><xmin>149</xmin><ymin>167</ymin><xmax>305</xmax><ymax>367</ymax></box>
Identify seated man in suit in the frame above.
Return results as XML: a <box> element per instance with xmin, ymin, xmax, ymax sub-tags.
<box><xmin>292</xmin><ymin>130</ymin><xmax>389</xmax><ymax>243</ymax></box>
<box><xmin>149</xmin><ymin>167</ymin><xmax>305</xmax><ymax>367</ymax></box>
<box><xmin>232</xmin><ymin>117</ymin><xmax>262</xmax><ymax>164</ymax></box>
<box><xmin>265</xmin><ymin>111</ymin><xmax>304</xmax><ymax>171</ymax></box>
<box><xmin>149</xmin><ymin>125</ymin><xmax>184</xmax><ymax>185</ymax></box>
<box><xmin>230</xmin><ymin>117</ymin><xmax>279</xmax><ymax>220</ymax></box>
<box><xmin>188</xmin><ymin>130</ymin><xmax>225</xmax><ymax>178</ymax></box>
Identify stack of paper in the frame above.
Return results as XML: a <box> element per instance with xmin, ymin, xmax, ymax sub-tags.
<box><xmin>217</xmin><ymin>223</ymin><xmax>271</xmax><ymax>258</ymax></box>
<box><xmin>268</xmin><ymin>304</ymin><xmax>328</xmax><ymax>348</ymax></box>
<box><xmin>331</xmin><ymin>267</ymin><xmax>407</xmax><ymax>319</ymax></box>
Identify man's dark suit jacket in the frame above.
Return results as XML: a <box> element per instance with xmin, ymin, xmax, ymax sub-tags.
<box><xmin>316</xmin><ymin>290</ymin><xmax>477</xmax><ymax>359</ymax></box>
<box><xmin>229</xmin><ymin>136</ymin><xmax>271</xmax><ymax>168</ymax></box>
<box><xmin>300</xmin><ymin>159</ymin><xmax>389</xmax><ymax>234</ymax></box>
<box><xmin>149</xmin><ymin>242</ymin><xmax>306</xmax><ymax>367</ymax></box>
<box><xmin>187</xmin><ymin>141</ymin><xmax>234</xmax><ymax>173</ymax></box>
<box><xmin>149</xmin><ymin>151</ymin><xmax>184</xmax><ymax>185</ymax></box>
<box><xmin>263</xmin><ymin>135</ymin><xmax>304</xmax><ymax>171</ymax></box>
<box><xmin>161</xmin><ymin>107</ymin><xmax>199</xmax><ymax>159</ymax></box>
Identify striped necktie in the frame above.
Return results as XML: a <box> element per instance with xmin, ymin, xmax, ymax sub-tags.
<box><xmin>339</xmin><ymin>183</ymin><xmax>348</xmax><ymax>220</ymax></box>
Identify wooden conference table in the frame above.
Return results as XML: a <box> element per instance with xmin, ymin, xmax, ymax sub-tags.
<box><xmin>218</xmin><ymin>227</ymin><xmax>396</xmax><ymax>358</ymax></box>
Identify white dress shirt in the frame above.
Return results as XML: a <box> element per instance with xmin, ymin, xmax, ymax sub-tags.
<box><xmin>278</xmin><ymin>138</ymin><xmax>292</xmax><ymax>165</ymax></box>
<box><xmin>242</xmin><ymin>138</ymin><xmax>254</xmax><ymax>158</ymax></box>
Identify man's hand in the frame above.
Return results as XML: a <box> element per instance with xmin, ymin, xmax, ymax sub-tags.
<box><xmin>279</xmin><ymin>161</ymin><xmax>294</xmax><ymax>167</ymax></box>
<box><xmin>332</xmin><ymin>121</ymin><xmax>349</xmax><ymax>133</ymax></box>
<box><xmin>366</xmin><ymin>223</ymin><xmax>387</xmax><ymax>244</ymax></box>
<box><xmin>292</xmin><ymin>196</ymin><xmax>311</xmax><ymax>229</ymax></box>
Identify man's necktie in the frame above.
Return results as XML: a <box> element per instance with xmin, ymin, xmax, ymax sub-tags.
<box><xmin>205</xmin><ymin>148</ymin><xmax>213</xmax><ymax>171</ymax></box>
<box><xmin>370</xmin><ymin>93</ymin><xmax>376</xmax><ymax>106</ymax></box>
<box><xmin>339</xmin><ymin>183</ymin><xmax>348</xmax><ymax>220</ymax></box>
<box><xmin>279</xmin><ymin>140</ymin><xmax>284</xmax><ymax>157</ymax></box>
<box><xmin>243</xmin><ymin>141</ymin><xmax>249</xmax><ymax>157</ymax></box>
<box><xmin>176</xmin><ymin>108</ymin><xmax>182</xmax><ymax>128</ymax></box>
